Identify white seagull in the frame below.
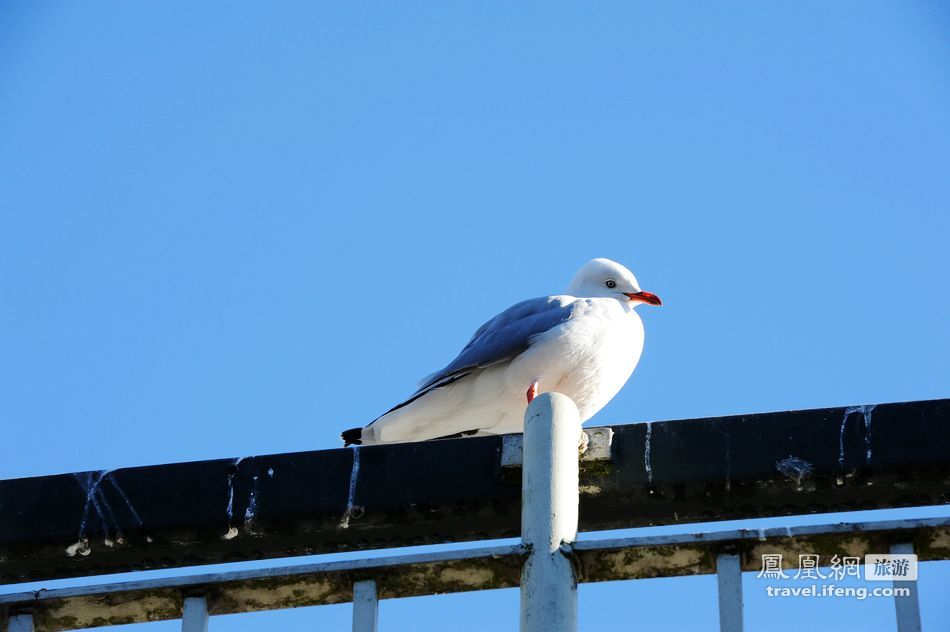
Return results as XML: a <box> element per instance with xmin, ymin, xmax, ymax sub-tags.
<box><xmin>341</xmin><ymin>258</ymin><xmax>661</xmax><ymax>446</ymax></box>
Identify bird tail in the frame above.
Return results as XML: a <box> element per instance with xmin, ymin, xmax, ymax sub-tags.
<box><xmin>341</xmin><ymin>427</ymin><xmax>363</xmax><ymax>447</ymax></box>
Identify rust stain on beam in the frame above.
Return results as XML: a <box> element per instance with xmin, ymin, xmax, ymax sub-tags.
<box><xmin>0</xmin><ymin>546</ymin><xmax>526</xmax><ymax>631</ymax></box>
<box><xmin>573</xmin><ymin>520</ymin><xmax>950</xmax><ymax>583</ymax></box>
<box><xmin>2</xmin><ymin>520</ymin><xmax>947</xmax><ymax>631</ymax></box>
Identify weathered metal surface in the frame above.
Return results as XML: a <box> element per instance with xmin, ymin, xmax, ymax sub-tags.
<box><xmin>1</xmin><ymin>398</ymin><xmax>948</xmax><ymax>584</ymax></box>
<box><xmin>501</xmin><ymin>427</ymin><xmax>613</xmax><ymax>468</ymax></box>
<box><xmin>0</xmin><ymin>544</ymin><xmax>527</xmax><ymax>631</ymax></box>
<box><xmin>351</xmin><ymin>579</ymin><xmax>378</xmax><ymax>632</ymax></box>
<box><xmin>519</xmin><ymin>394</ymin><xmax>579</xmax><ymax>632</ymax></box>
<box><xmin>5</xmin><ymin>614</ymin><xmax>33</xmax><ymax>632</ymax></box>
<box><xmin>181</xmin><ymin>596</ymin><xmax>208</xmax><ymax>632</ymax></box>
<box><xmin>570</xmin><ymin>518</ymin><xmax>950</xmax><ymax>579</ymax></box>
<box><xmin>890</xmin><ymin>542</ymin><xmax>921</xmax><ymax>632</ymax></box>
<box><xmin>1</xmin><ymin>518</ymin><xmax>947</xmax><ymax>631</ymax></box>
<box><xmin>716</xmin><ymin>553</ymin><xmax>743</xmax><ymax>632</ymax></box>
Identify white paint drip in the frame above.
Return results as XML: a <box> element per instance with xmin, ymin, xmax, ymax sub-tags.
<box><xmin>839</xmin><ymin>405</ymin><xmax>877</xmax><ymax>481</ymax></box>
<box><xmin>93</xmin><ymin>485</ymin><xmax>123</xmax><ymax>544</ymax></box>
<box><xmin>224</xmin><ymin>457</ymin><xmax>243</xmax><ymax>539</ymax></box>
<box><xmin>644</xmin><ymin>422</ymin><xmax>653</xmax><ymax>487</ymax></box>
<box><xmin>340</xmin><ymin>446</ymin><xmax>361</xmax><ymax>528</ymax></box>
<box><xmin>775</xmin><ymin>456</ymin><xmax>813</xmax><ymax>490</ymax></box>
<box><xmin>267</xmin><ymin>468</ymin><xmax>274</xmax><ymax>477</ymax></box>
<box><xmin>67</xmin><ymin>471</ymin><xmax>157</xmax><ymax>554</ymax></box>
<box><xmin>758</xmin><ymin>528</ymin><xmax>767</xmax><ymax>542</ymax></box>
<box><xmin>66</xmin><ymin>540</ymin><xmax>90</xmax><ymax>557</ymax></box>
<box><xmin>846</xmin><ymin>404</ymin><xmax>877</xmax><ymax>462</ymax></box>
<box><xmin>226</xmin><ymin>460</ymin><xmax>239</xmax><ymax>522</ymax></box>
<box><xmin>80</xmin><ymin>471</ymin><xmax>108</xmax><ymax>533</ymax></box>
<box><xmin>838</xmin><ymin>414</ymin><xmax>848</xmax><ymax>476</ymax></box>
<box><xmin>244</xmin><ymin>476</ymin><xmax>259</xmax><ymax>528</ymax></box>
<box><xmin>68</xmin><ymin>470</ymin><xmax>110</xmax><ymax>555</ymax></box>
<box><xmin>226</xmin><ymin>474</ymin><xmax>235</xmax><ymax>521</ymax></box>
<box><xmin>107</xmin><ymin>474</ymin><xmax>145</xmax><ymax>529</ymax></box>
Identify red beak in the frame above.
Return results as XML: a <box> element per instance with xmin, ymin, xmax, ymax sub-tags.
<box><xmin>624</xmin><ymin>291</ymin><xmax>662</xmax><ymax>306</ymax></box>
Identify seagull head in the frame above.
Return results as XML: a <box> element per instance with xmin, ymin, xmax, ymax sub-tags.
<box><xmin>566</xmin><ymin>258</ymin><xmax>662</xmax><ymax>307</ymax></box>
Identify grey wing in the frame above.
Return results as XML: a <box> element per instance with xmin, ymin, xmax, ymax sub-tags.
<box><xmin>377</xmin><ymin>296</ymin><xmax>577</xmax><ymax>418</ymax></box>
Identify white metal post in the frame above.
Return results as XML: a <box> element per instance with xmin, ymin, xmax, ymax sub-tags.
<box><xmin>6</xmin><ymin>615</ymin><xmax>34</xmax><ymax>632</ymax></box>
<box><xmin>352</xmin><ymin>579</ymin><xmax>379</xmax><ymax>632</ymax></box>
<box><xmin>520</xmin><ymin>392</ymin><xmax>580</xmax><ymax>632</ymax></box>
<box><xmin>181</xmin><ymin>595</ymin><xmax>209</xmax><ymax>632</ymax></box>
<box><xmin>716</xmin><ymin>553</ymin><xmax>744</xmax><ymax>632</ymax></box>
<box><xmin>890</xmin><ymin>542</ymin><xmax>921</xmax><ymax>632</ymax></box>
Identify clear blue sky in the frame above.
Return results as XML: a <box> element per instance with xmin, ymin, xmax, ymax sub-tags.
<box><xmin>2</xmin><ymin>2</ymin><xmax>949</xmax><ymax>630</ymax></box>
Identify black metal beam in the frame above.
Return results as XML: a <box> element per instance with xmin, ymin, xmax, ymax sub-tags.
<box><xmin>1</xmin><ymin>398</ymin><xmax>948</xmax><ymax>585</ymax></box>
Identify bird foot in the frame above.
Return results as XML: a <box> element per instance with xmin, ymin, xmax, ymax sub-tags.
<box><xmin>526</xmin><ymin>382</ymin><xmax>539</xmax><ymax>403</ymax></box>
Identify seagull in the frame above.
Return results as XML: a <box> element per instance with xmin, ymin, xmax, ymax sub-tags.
<box><xmin>341</xmin><ymin>258</ymin><xmax>661</xmax><ymax>446</ymax></box>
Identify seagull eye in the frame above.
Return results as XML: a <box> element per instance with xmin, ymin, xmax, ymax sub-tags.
<box><xmin>605</xmin><ymin>279</ymin><xmax>617</xmax><ymax>289</ymax></box>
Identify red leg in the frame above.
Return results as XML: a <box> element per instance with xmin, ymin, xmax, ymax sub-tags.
<box><xmin>526</xmin><ymin>381</ymin><xmax>539</xmax><ymax>403</ymax></box>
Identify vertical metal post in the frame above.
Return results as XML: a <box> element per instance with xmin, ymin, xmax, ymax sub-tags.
<box><xmin>716</xmin><ymin>553</ymin><xmax>744</xmax><ymax>632</ymax></box>
<box><xmin>181</xmin><ymin>595</ymin><xmax>209</xmax><ymax>632</ymax></box>
<box><xmin>890</xmin><ymin>542</ymin><xmax>921</xmax><ymax>632</ymax></box>
<box><xmin>352</xmin><ymin>579</ymin><xmax>379</xmax><ymax>632</ymax></box>
<box><xmin>520</xmin><ymin>392</ymin><xmax>580</xmax><ymax>632</ymax></box>
<box><xmin>6</xmin><ymin>615</ymin><xmax>34</xmax><ymax>632</ymax></box>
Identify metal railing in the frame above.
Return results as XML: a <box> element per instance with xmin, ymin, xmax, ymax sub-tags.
<box><xmin>2</xmin><ymin>396</ymin><xmax>948</xmax><ymax>631</ymax></box>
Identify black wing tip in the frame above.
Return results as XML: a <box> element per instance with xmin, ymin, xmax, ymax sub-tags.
<box><xmin>341</xmin><ymin>427</ymin><xmax>363</xmax><ymax>447</ymax></box>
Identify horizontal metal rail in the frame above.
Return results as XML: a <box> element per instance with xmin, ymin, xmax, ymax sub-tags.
<box><xmin>2</xmin><ymin>517</ymin><xmax>947</xmax><ymax>631</ymax></box>
<box><xmin>1</xmin><ymin>398</ymin><xmax>947</xmax><ymax>585</ymax></box>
